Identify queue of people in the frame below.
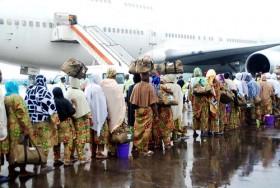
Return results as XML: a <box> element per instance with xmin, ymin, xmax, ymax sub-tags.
<box><xmin>0</xmin><ymin>64</ymin><xmax>279</xmax><ymax>182</ymax></box>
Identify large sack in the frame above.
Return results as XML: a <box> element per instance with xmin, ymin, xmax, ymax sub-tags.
<box><xmin>193</xmin><ymin>84</ymin><xmax>212</xmax><ymax>96</ymax></box>
<box><xmin>128</xmin><ymin>60</ymin><xmax>137</xmax><ymax>74</ymax></box>
<box><xmin>154</xmin><ymin>60</ymin><xmax>184</xmax><ymax>75</ymax></box>
<box><xmin>61</xmin><ymin>58</ymin><xmax>88</xmax><ymax>79</ymax></box>
<box><xmin>136</xmin><ymin>57</ymin><xmax>154</xmax><ymax>73</ymax></box>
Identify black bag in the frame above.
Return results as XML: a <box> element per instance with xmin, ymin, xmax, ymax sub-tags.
<box><xmin>61</xmin><ymin>58</ymin><xmax>88</xmax><ymax>79</ymax></box>
<box><xmin>220</xmin><ymin>90</ymin><xmax>234</xmax><ymax>104</ymax></box>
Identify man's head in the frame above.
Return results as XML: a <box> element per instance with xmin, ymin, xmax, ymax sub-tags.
<box><xmin>0</xmin><ymin>70</ymin><xmax>2</xmax><ymax>83</ymax></box>
<box><xmin>140</xmin><ymin>72</ymin><xmax>149</xmax><ymax>82</ymax></box>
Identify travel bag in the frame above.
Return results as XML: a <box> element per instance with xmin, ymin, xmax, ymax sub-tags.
<box><xmin>61</xmin><ymin>58</ymin><xmax>88</xmax><ymax>79</ymax></box>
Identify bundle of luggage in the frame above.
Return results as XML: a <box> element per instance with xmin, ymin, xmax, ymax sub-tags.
<box><xmin>129</xmin><ymin>57</ymin><xmax>184</xmax><ymax>75</ymax></box>
<box><xmin>61</xmin><ymin>58</ymin><xmax>88</xmax><ymax>79</ymax></box>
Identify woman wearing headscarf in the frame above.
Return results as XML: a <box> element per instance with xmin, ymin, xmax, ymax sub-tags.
<box><xmin>259</xmin><ymin>74</ymin><xmax>274</xmax><ymax>119</ymax></box>
<box><xmin>84</xmin><ymin>74</ymin><xmax>108</xmax><ymax>159</ymax></box>
<box><xmin>206</xmin><ymin>69</ymin><xmax>221</xmax><ymax>135</ymax></box>
<box><xmin>127</xmin><ymin>74</ymin><xmax>141</xmax><ymax>127</ymax></box>
<box><xmin>189</xmin><ymin>67</ymin><xmax>210</xmax><ymax>137</ymax></box>
<box><xmin>101</xmin><ymin>68</ymin><xmax>126</xmax><ymax>156</ymax></box>
<box><xmin>52</xmin><ymin>87</ymin><xmax>76</xmax><ymax>166</ymax></box>
<box><xmin>266</xmin><ymin>73</ymin><xmax>280</xmax><ymax>116</ymax></box>
<box><xmin>66</xmin><ymin>77</ymin><xmax>91</xmax><ymax>163</ymax></box>
<box><xmin>224</xmin><ymin>73</ymin><xmax>239</xmax><ymax>130</ymax></box>
<box><xmin>245</xmin><ymin>73</ymin><xmax>261</xmax><ymax>127</ymax></box>
<box><xmin>163</xmin><ymin>74</ymin><xmax>184</xmax><ymax>139</ymax></box>
<box><xmin>130</xmin><ymin>71</ymin><xmax>158</xmax><ymax>156</ymax></box>
<box><xmin>235</xmin><ymin>73</ymin><xmax>248</xmax><ymax>126</ymax></box>
<box><xmin>4</xmin><ymin>81</ymin><xmax>34</xmax><ymax>178</ymax></box>
<box><xmin>216</xmin><ymin>74</ymin><xmax>231</xmax><ymax>134</ymax></box>
<box><xmin>152</xmin><ymin>76</ymin><xmax>175</xmax><ymax>149</ymax></box>
<box><xmin>25</xmin><ymin>75</ymin><xmax>59</xmax><ymax>168</ymax></box>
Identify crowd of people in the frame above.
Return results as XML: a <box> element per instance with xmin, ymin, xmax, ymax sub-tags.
<box><xmin>0</xmin><ymin>64</ymin><xmax>279</xmax><ymax>182</ymax></box>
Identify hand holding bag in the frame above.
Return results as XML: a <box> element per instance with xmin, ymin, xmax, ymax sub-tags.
<box><xmin>12</xmin><ymin>136</ymin><xmax>47</xmax><ymax>165</ymax></box>
<box><xmin>158</xmin><ymin>85</ymin><xmax>178</xmax><ymax>105</ymax></box>
<box><xmin>111</xmin><ymin>123</ymin><xmax>129</xmax><ymax>144</ymax></box>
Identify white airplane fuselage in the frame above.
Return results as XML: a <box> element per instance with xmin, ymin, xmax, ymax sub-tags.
<box><xmin>0</xmin><ymin>0</ymin><xmax>273</xmax><ymax>70</ymax></box>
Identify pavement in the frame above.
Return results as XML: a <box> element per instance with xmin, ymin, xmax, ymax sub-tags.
<box><xmin>1</xmin><ymin>126</ymin><xmax>280</xmax><ymax>188</ymax></box>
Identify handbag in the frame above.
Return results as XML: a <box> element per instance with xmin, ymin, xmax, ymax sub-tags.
<box><xmin>158</xmin><ymin>85</ymin><xmax>178</xmax><ymax>105</ymax></box>
<box><xmin>61</xmin><ymin>58</ymin><xmax>88</xmax><ymax>79</ymax></box>
<box><xmin>12</xmin><ymin>136</ymin><xmax>47</xmax><ymax>165</ymax></box>
<box><xmin>111</xmin><ymin>123</ymin><xmax>129</xmax><ymax>144</ymax></box>
<box><xmin>220</xmin><ymin>89</ymin><xmax>234</xmax><ymax>104</ymax></box>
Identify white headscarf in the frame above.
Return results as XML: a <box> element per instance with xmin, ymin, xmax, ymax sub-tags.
<box><xmin>0</xmin><ymin>88</ymin><xmax>7</xmax><ymax>141</ymax></box>
<box><xmin>85</xmin><ymin>74</ymin><xmax>108</xmax><ymax>136</ymax></box>
<box><xmin>164</xmin><ymin>74</ymin><xmax>184</xmax><ymax>121</ymax></box>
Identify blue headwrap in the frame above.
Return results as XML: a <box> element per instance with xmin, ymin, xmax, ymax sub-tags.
<box><xmin>5</xmin><ymin>81</ymin><xmax>19</xmax><ymax>96</ymax></box>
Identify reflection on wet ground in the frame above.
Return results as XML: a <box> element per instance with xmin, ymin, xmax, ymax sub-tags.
<box><xmin>2</xmin><ymin>127</ymin><xmax>280</xmax><ymax>188</ymax></box>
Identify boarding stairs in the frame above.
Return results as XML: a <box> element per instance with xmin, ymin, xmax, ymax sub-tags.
<box><xmin>51</xmin><ymin>13</ymin><xmax>134</xmax><ymax>68</ymax></box>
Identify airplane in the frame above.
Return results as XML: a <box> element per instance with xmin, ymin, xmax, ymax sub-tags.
<box><xmin>0</xmin><ymin>0</ymin><xmax>280</xmax><ymax>77</ymax></box>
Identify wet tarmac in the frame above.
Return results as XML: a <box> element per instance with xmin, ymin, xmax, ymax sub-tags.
<box><xmin>1</xmin><ymin>127</ymin><xmax>280</xmax><ymax>188</ymax></box>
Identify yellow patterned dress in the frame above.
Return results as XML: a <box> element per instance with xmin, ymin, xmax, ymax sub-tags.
<box><xmin>3</xmin><ymin>94</ymin><xmax>33</xmax><ymax>163</ymax></box>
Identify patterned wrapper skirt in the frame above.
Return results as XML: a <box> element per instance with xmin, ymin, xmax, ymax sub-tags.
<box><xmin>73</xmin><ymin>114</ymin><xmax>91</xmax><ymax>145</ymax></box>
<box><xmin>93</xmin><ymin>121</ymin><xmax>110</xmax><ymax>145</ymax></box>
<box><xmin>58</xmin><ymin>118</ymin><xmax>76</xmax><ymax>144</ymax></box>
<box><xmin>153</xmin><ymin>106</ymin><xmax>175</xmax><ymax>146</ymax></box>
<box><xmin>134</xmin><ymin>107</ymin><xmax>153</xmax><ymax>152</ymax></box>
<box><xmin>33</xmin><ymin>120</ymin><xmax>58</xmax><ymax>152</ymax></box>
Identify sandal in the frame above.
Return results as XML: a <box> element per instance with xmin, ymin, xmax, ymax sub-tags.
<box><xmin>143</xmin><ymin>150</ymin><xmax>154</xmax><ymax>157</ymax></box>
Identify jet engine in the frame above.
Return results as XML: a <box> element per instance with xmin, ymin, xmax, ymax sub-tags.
<box><xmin>246</xmin><ymin>47</ymin><xmax>280</xmax><ymax>76</ymax></box>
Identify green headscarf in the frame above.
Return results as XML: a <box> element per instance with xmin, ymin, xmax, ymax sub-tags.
<box><xmin>192</xmin><ymin>67</ymin><xmax>207</xmax><ymax>87</ymax></box>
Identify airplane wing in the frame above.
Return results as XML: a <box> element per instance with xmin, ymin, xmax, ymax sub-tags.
<box><xmin>163</xmin><ymin>43</ymin><xmax>280</xmax><ymax>73</ymax></box>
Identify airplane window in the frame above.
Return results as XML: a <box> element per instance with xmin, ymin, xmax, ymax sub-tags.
<box><xmin>42</xmin><ymin>22</ymin><xmax>47</xmax><ymax>28</ymax></box>
<box><xmin>125</xmin><ymin>29</ymin><xmax>128</xmax><ymax>34</ymax></box>
<box><xmin>183</xmin><ymin>34</ymin><xmax>186</xmax><ymax>39</ymax></box>
<box><xmin>0</xmin><ymin>19</ymin><xmax>4</xmax><ymax>25</ymax></box>
<box><xmin>171</xmin><ymin>33</ymin><xmax>174</xmax><ymax>38</ymax></box>
<box><xmin>108</xmin><ymin>27</ymin><xmax>111</xmax><ymax>32</ymax></box>
<box><xmin>129</xmin><ymin>29</ymin><xmax>132</xmax><ymax>34</ymax></box>
<box><xmin>133</xmin><ymin>30</ymin><xmax>136</xmax><ymax>34</ymax></box>
<box><xmin>198</xmin><ymin>36</ymin><xmax>200</xmax><ymax>40</ymax></box>
<box><xmin>103</xmin><ymin>27</ymin><xmax>106</xmax><ymax>32</ymax></box>
<box><xmin>193</xmin><ymin>35</ymin><xmax>195</xmax><ymax>39</ymax></box>
<box><xmin>112</xmin><ymin>28</ymin><xmax>115</xmax><ymax>33</ymax></box>
<box><xmin>141</xmin><ymin>30</ymin><xmax>144</xmax><ymax>35</ymax></box>
<box><xmin>49</xmin><ymin>22</ymin><xmax>54</xmax><ymax>28</ymax></box>
<box><xmin>21</xmin><ymin>20</ymin><xmax>26</xmax><ymax>26</ymax></box>
<box><xmin>29</xmin><ymin>21</ymin><xmax>33</xmax><ymax>27</ymax></box>
<box><xmin>7</xmin><ymin>19</ymin><xmax>12</xmax><ymax>25</ymax></box>
<box><xmin>174</xmin><ymin>34</ymin><xmax>177</xmax><ymax>38</ymax></box>
<box><xmin>137</xmin><ymin>30</ymin><xmax>140</xmax><ymax>35</ymax></box>
<box><xmin>14</xmin><ymin>20</ymin><xmax>19</xmax><ymax>26</ymax></box>
<box><xmin>36</xmin><ymin>21</ymin><xmax>40</xmax><ymax>27</ymax></box>
<box><xmin>121</xmin><ymin>28</ymin><xmax>124</xmax><ymax>33</ymax></box>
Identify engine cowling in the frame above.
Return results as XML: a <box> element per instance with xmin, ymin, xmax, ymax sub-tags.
<box><xmin>245</xmin><ymin>48</ymin><xmax>280</xmax><ymax>76</ymax></box>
